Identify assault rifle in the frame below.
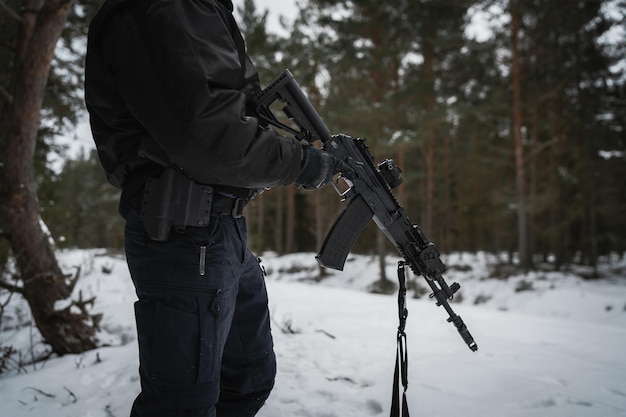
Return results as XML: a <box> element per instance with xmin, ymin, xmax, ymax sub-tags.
<box><xmin>256</xmin><ymin>70</ymin><xmax>478</xmax><ymax>352</ymax></box>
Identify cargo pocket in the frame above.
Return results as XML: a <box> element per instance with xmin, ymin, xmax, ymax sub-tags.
<box><xmin>151</xmin><ymin>295</ymin><xmax>202</xmax><ymax>387</ymax></box>
<box><xmin>197</xmin><ymin>289</ymin><xmax>226</xmax><ymax>385</ymax></box>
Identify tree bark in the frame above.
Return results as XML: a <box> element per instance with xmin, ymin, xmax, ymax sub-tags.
<box><xmin>511</xmin><ymin>3</ymin><xmax>531</xmax><ymax>270</ymax></box>
<box><xmin>422</xmin><ymin>29</ymin><xmax>436</xmax><ymax>239</ymax></box>
<box><xmin>574</xmin><ymin>18</ymin><xmax>598</xmax><ymax>273</ymax></box>
<box><xmin>0</xmin><ymin>0</ymin><xmax>98</xmax><ymax>354</ymax></box>
<box><xmin>285</xmin><ymin>185</ymin><xmax>295</xmax><ymax>252</ymax></box>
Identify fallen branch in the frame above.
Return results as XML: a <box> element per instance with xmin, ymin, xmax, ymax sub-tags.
<box><xmin>315</xmin><ymin>329</ymin><xmax>336</xmax><ymax>339</ymax></box>
<box><xmin>64</xmin><ymin>386</ymin><xmax>77</xmax><ymax>404</ymax></box>
<box><xmin>24</xmin><ymin>386</ymin><xmax>55</xmax><ymax>398</ymax></box>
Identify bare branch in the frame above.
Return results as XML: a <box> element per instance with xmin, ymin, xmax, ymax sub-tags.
<box><xmin>0</xmin><ymin>0</ymin><xmax>21</xmax><ymax>22</ymax></box>
<box><xmin>0</xmin><ymin>280</ymin><xmax>24</xmax><ymax>294</ymax></box>
<box><xmin>0</xmin><ymin>290</ymin><xmax>17</xmax><ymax>340</ymax></box>
<box><xmin>0</xmin><ymin>86</ymin><xmax>12</xmax><ymax>106</ymax></box>
<box><xmin>1</xmin><ymin>38</ymin><xmax>15</xmax><ymax>53</ymax></box>
<box><xmin>65</xmin><ymin>266</ymin><xmax>81</xmax><ymax>294</ymax></box>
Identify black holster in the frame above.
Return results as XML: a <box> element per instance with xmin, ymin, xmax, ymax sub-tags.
<box><xmin>141</xmin><ymin>168</ymin><xmax>213</xmax><ymax>241</ymax></box>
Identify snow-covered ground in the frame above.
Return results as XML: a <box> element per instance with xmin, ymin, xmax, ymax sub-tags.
<box><xmin>1</xmin><ymin>249</ymin><xmax>625</xmax><ymax>417</ymax></box>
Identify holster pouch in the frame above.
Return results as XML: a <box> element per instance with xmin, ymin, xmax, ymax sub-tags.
<box><xmin>141</xmin><ymin>168</ymin><xmax>213</xmax><ymax>241</ymax></box>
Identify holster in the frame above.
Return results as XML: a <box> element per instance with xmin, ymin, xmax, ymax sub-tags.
<box><xmin>140</xmin><ymin>168</ymin><xmax>214</xmax><ymax>241</ymax></box>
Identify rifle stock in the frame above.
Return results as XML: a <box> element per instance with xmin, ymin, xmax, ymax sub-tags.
<box><xmin>256</xmin><ymin>70</ymin><xmax>332</xmax><ymax>143</ymax></box>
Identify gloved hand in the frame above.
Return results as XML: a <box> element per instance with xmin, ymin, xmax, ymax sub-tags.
<box><xmin>294</xmin><ymin>145</ymin><xmax>340</xmax><ymax>190</ymax></box>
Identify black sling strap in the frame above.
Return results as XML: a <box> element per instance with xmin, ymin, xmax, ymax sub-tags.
<box><xmin>390</xmin><ymin>261</ymin><xmax>411</xmax><ymax>417</ymax></box>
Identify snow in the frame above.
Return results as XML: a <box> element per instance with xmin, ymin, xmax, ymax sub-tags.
<box><xmin>1</xmin><ymin>249</ymin><xmax>626</xmax><ymax>417</ymax></box>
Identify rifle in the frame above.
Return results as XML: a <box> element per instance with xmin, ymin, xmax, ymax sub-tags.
<box><xmin>256</xmin><ymin>70</ymin><xmax>478</xmax><ymax>353</ymax></box>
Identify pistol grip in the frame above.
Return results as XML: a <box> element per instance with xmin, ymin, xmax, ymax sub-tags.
<box><xmin>316</xmin><ymin>195</ymin><xmax>373</xmax><ymax>270</ymax></box>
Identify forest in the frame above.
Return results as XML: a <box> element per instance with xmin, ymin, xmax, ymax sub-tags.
<box><xmin>0</xmin><ymin>0</ymin><xmax>624</xmax><ymax>353</ymax></box>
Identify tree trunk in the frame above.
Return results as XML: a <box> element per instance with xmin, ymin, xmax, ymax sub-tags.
<box><xmin>511</xmin><ymin>3</ymin><xmax>531</xmax><ymax>270</ymax></box>
<box><xmin>274</xmin><ymin>187</ymin><xmax>284</xmax><ymax>253</ymax></box>
<box><xmin>308</xmin><ymin>72</ymin><xmax>328</xmax><ymax>277</ymax></box>
<box><xmin>0</xmin><ymin>0</ymin><xmax>99</xmax><ymax>354</ymax></box>
<box><xmin>314</xmin><ymin>189</ymin><xmax>327</xmax><ymax>278</ymax></box>
<box><xmin>285</xmin><ymin>185</ymin><xmax>295</xmax><ymax>252</ymax></box>
<box><xmin>422</xmin><ymin>21</ymin><xmax>436</xmax><ymax>239</ymax></box>
<box><xmin>549</xmin><ymin>99</ymin><xmax>566</xmax><ymax>269</ymax></box>
<box><xmin>574</xmin><ymin>21</ymin><xmax>598</xmax><ymax>274</ymax></box>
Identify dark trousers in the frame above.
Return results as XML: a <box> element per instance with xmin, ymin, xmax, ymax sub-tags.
<box><xmin>124</xmin><ymin>204</ymin><xmax>276</xmax><ymax>417</ymax></box>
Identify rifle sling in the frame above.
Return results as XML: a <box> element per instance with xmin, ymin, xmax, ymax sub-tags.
<box><xmin>390</xmin><ymin>261</ymin><xmax>411</xmax><ymax>417</ymax></box>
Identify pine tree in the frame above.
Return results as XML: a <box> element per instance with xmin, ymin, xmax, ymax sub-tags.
<box><xmin>490</xmin><ymin>0</ymin><xmax>626</xmax><ymax>269</ymax></box>
<box><xmin>0</xmin><ymin>0</ymin><xmax>102</xmax><ymax>354</ymax></box>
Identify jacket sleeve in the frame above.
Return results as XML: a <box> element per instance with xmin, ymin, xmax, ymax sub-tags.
<box><xmin>101</xmin><ymin>0</ymin><xmax>302</xmax><ymax>188</ymax></box>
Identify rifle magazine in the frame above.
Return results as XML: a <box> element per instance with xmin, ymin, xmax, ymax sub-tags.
<box><xmin>316</xmin><ymin>195</ymin><xmax>373</xmax><ymax>270</ymax></box>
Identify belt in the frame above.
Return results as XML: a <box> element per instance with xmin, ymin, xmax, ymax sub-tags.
<box><xmin>215</xmin><ymin>195</ymin><xmax>246</xmax><ymax>219</ymax></box>
<box><xmin>173</xmin><ymin>195</ymin><xmax>246</xmax><ymax>235</ymax></box>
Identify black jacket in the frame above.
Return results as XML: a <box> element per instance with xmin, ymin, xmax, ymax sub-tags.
<box><xmin>85</xmin><ymin>0</ymin><xmax>302</xmax><ymax>207</ymax></box>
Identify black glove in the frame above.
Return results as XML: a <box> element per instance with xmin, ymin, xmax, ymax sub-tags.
<box><xmin>294</xmin><ymin>145</ymin><xmax>340</xmax><ymax>190</ymax></box>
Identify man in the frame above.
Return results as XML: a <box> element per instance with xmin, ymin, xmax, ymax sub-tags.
<box><xmin>84</xmin><ymin>0</ymin><xmax>337</xmax><ymax>416</ymax></box>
